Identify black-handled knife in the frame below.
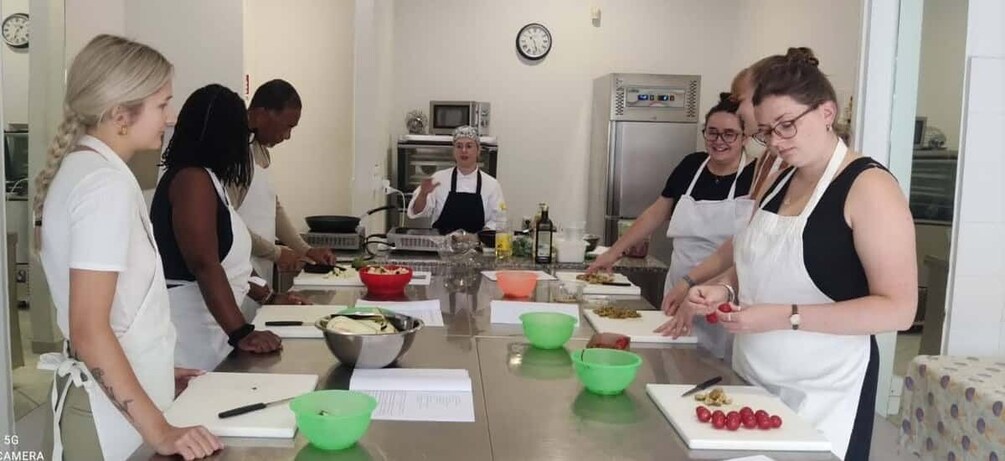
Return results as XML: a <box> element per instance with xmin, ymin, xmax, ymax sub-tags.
<box><xmin>680</xmin><ymin>376</ymin><xmax>723</xmax><ymax>397</ymax></box>
<box><xmin>264</xmin><ymin>321</ymin><xmax>304</xmax><ymax>326</ymax></box>
<box><xmin>218</xmin><ymin>396</ymin><xmax>296</xmax><ymax>419</ymax></box>
<box><xmin>601</xmin><ymin>282</ymin><xmax>632</xmax><ymax>287</ymax></box>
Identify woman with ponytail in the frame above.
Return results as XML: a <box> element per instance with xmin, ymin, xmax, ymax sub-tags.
<box><xmin>669</xmin><ymin>47</ymin><xmax>917</xmax><ymax>460</ymax></box>
<box><xmin>35</xmin><ymin>35</ymin><xmax>221</xmax><ymax>460</ymax></box>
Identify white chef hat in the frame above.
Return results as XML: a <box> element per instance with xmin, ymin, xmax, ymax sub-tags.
<box><xmin>452</xmin><ymin>125</ymin><xmax>480</xmax><ymax>144</ymax></box>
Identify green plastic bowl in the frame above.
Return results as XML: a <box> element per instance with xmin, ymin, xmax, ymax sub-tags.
<box><xmin>570</xmin><ymin>348</ymin><xmax>643</xmax><ymax>395</ymax></box>
<box><xmin>519</xmin><ymin>312</ymin><xmax>577</xmax><ymax>349</ymax></box>
<box><xmin>290</xmin><ymin>390</ymin><xmax>378</xmax><ymax>451</ymax></box>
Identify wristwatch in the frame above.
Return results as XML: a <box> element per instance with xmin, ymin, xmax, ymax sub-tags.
<box><xmin>789</xmin><ymin>304</ymin><xmax>801</xmax><ymax>330</ymax></box>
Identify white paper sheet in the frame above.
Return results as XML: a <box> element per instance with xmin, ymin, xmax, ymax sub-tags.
<box><xmin>252</xmin><ymin>305</ymin><xmax>348</xmax><ymax>338</ymax></box>
<box><xmin>480</xmin><ymin>270</ymin><xmax>557</xmax><ymax>281</ymax></box>
<box><xmin>489</xmin><ymin>300</ymin><xmax>581</xmax><ymax>325</ymax></box>
<box><xmin>353</xmin><ymin>299</ymin><xmax>445</xmax><ymax>327</ymax></box>
<box><xmin>349</xmin><ymin>369</ymin><xmax>475</xmax><ymax>422</ymax></box>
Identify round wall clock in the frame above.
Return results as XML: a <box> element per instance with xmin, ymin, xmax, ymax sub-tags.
<box><xmin>516</xmin><ymin>23</ymin><xmax>551</xmax><ymax>61</ymax></box>
<box><xmin>2</xmin><ymin>13</ymin><xmax>29</xmax><ymax>49</ymax></box>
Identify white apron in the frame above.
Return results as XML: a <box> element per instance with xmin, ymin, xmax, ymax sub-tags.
<box><xmin>732</xmin><ymin>139</ymin><xmax>870</xmax><ymax>459</ymax></box>
<box><xmin>236</xmin><ymin>154</ymin><xmax>277</xmax><ymax>286</ymax></box>
<box><xmin>665</xmin><ymin>153</ymin><xmax>754</xmax><ymax>360</ymax></box>
<box><xmin>38</xmin><ymin>145</ymin><xmax>177</xmax><ymax>461</ymax></box>
<box><xmin>169</xmin><ymin>169</ymin><xmax>253</xmax><ymax>371</ymax></box>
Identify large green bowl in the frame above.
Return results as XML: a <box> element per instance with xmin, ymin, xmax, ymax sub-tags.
<box><xmin>570</xmin><ymin>348</ymin><xmax>642</xmax><ymax>395</ymax></box>
<box><xmin>519</xmin><ymin>312</ymin><xmax>577</xmax><ymax>349</ymax></box>
<box><xmin>290</xmin><ymin>390</ymin><xmax>377</xmax><ymax>451</ymax></box>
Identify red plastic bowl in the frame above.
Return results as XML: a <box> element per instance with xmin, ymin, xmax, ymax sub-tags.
<box><xmin>496</xmin><ymin>271</ymin><xmax>538</xmax><ymax>298</ymax></box>
<box><xmin>358</xmin><ymin>265</ymin><xmax>413</xmax><ymax>295</ymax></box>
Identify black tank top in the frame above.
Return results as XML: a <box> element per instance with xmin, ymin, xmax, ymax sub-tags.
<box><xmin>762</xmin><ymin>157</ymin><xmax>888</xmax><ymax>302</ymax></box>
<box><xmin>150</xmin><ymin>167</ymin><xmax>234</xmax><ymax>281</ymax></box>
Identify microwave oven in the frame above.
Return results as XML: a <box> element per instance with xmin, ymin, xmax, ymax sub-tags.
<box><xmin>429</xmin><ymin>101</ymin><xmax>490</xmax><ymax>135</ymax></box>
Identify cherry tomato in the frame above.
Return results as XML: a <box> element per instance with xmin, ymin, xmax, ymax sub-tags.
<box><xmin>696</xmin><ymin>406</ymin><xmax>711</xmax><ymax>423</ymax></box>
<box><xmin>712</xmin><ymin>410</ymin><xmax>725</xmax><ymax>420</ymax></box>
<box><xmin>718</xmin><ymin>303</ymin><xmax>733</xmax><ymax>313</ymax></box>
<box><xmin>726</xmin><ymin>417</ymin><xmax>741</xmax><ymax>431</ymax></box>
<box><xmin>757</xmin><ymin>415</ymin><xmax>773</xmax><ymax>430</ymax></box>
<box><xmin>712</xmin><ymin>413</ymin><xmax>726</xmax><ymax>429</ymax></box>
<box><xmin>742</xmin><ymin>415</ymin><xmax>757</xmax><ymax>429</ymax></box>
<box><xmin>755</xmin><ymin>409</ymin><xmax>769</xmax><ymax>420</ymax></box>
<box><xmin>740</xmin><ymin>406</ymin><xmax>754</xmax><ymax>418</ymax></box>
<box><xmin>705</xmin><ymin>313</ymin><xmax>718</xmax><ymax>324</ymax></box>
<box><xmin>726</xmin><ymin>410</ymin><xmax>739</xmax><ymax>420</ymax></box>
<box><xmin>770</xmin><ymin>415</ymin><xmax>783</xmax><ymax>428</ymax></box>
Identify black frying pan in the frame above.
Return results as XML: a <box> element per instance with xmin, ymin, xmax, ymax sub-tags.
<box><xmin>305</xmin><ymin>206</ymin><xmax>396</xmax><ymax>233</ymax></box>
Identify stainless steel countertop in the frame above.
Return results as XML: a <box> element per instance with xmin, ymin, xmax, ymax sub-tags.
<box><xmin>333</xmin><ymin>250</ymin><xmax>668</xmax><ymax>272</ymax></box>
<box><xmin>134</xmin><ymin>272</ymin><xmax>838</xmax><ymax>461</ymax></box>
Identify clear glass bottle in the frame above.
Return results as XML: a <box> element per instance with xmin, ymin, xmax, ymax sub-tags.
<box><xmin>495</xmin><ymin>202</ymin><xmax>513</xmax><ymax>260</ymax></box>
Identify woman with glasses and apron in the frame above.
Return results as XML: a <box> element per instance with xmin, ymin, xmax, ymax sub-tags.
<box><xmin>152</xmin><ymin>85</ymin><xmax>283</xmax><ymax>372</ymax></box>
<box><xmin>589</xmin><ymin>94</ymin><xmax>755</xmax><ymax>359</ymax></box>
<box><xmin>407</xmin><ymin>126</ymin><xmax>506</xmax><ymax>234</ymax></box>
<box><xmin>673</xmin><ymin>48</ymin><xmax>917</xmax><ymax>460</ymax></box>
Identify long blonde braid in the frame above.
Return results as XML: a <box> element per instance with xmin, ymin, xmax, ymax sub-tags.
<box><xmin>31</xmin><ymin>34</ymin><xmax>172</xmax><ymax>252</ymax></box>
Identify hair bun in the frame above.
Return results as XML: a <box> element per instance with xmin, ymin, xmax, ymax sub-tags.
<box><xmin>718</xmin><ymin>92</ymin><xmax>732</xmax><ymax>103</ymax></box>
<box><xmin>785</xmin><ymin>47</ymin><xmax>819</xmax><ymax>67</ymax></box>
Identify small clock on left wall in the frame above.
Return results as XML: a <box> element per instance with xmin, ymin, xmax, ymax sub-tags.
<box><xmin>2</xmin><ymin>13</ymin><xmax>29</xmax><ymax>49</ymax></box>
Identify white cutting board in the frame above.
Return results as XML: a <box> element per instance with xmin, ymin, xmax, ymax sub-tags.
<box><xmin>166</xmin><ymin>372</ymin><xmax>319</xmax><ymax>438</ymax></box>
<box><xmin>555</xmin><ymin>271</ymin><xmax>641</xmax><ymax>296</ymax></box>
<box><xmin>646</xmin><ymin>384</ymin><xmax>832</xmax><ymax>452</ymax></box>
<box><xmin>583</xmin><ymin>309</ymin><xmax>696</xmax><ymax>344</ymax></box>
<box><xmin>481</xmin><ymin>270</ymin><xmax>557</xmax><ymax>281</ymax></box>
<box><xmin>252</xmin><ymin>305</ymin><xmax>348</xmax><ymax>338</ymax></box>
<box><xmin>292</xmin><ymin>270</ymin><xmax>432</xmax><ymax>288</ymax></box>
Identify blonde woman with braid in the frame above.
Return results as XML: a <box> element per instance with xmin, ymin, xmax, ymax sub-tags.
<box><xmin>35</xmin><ymin>35</ymin><xmax>221</xmax><ymax>460</ymax></box>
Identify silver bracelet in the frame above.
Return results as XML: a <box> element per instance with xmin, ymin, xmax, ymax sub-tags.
<box><xmin>718</xmin><ymin>283</ymin><xmax>736</xmax><ymax>304</ymax></box>
<box><xmin>682</xmin><ymin>275</ymin><xmax>697</xmax><ymax>288</ymax></box>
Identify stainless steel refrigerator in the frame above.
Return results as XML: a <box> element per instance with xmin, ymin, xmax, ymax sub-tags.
<box><xmin>587</xmin><ymin>73</ymin><xmax>701</xmax><ymax>265</ymax></box>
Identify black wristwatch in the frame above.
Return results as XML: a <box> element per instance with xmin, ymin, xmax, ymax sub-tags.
<box><xmin>682</xmin><ymin>275</ymin><xmax>697</xmax><ymax>288</ymax></box>
<box><xmin>227</xmin><ymin>324</ymin><xmax>256</xmax><ymax>347</ymax></box>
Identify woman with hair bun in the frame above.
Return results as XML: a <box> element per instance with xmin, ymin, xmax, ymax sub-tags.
<box><xmin>35</xmin><ymin>34</ymin><xmax>220</xmax><ymax>461</ymax></box>
<box><xmin>672</xmin><ymin>47</ymin><xmax>917</xmax><ymax>460</ymax></box>
<box><xmin>588</xmin><ymin>93</ymin><xmax>756</xmax><ymax>359</ymax></box>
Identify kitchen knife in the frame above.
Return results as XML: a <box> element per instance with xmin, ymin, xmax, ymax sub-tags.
<box><xmin>218</xmin><ymin>395</ymin><xmax>297</xmax><ymax>419</ymax></box>
<box><xmin>601</xmin><ymin>281</ymin><xmax>632</xmax><ymax>287</ymax></box>
<box><xmin>264</xmin><ymin>321</ymin><xmax>304</xmax><ymax>326</ymax></box>
<box><xmin>680</xmin><ymin>376</ymin><xmax>723</xmax><ymax>398</ymax></box>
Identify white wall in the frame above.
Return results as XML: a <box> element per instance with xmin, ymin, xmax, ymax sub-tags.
<box><xmin>916</xmin><ymin>0</ymin><xmax>968</xmax><ymax>149</ymax></box>
<box><xmin>943</xmin><ymin>0</ymin><xmax>1005</xmax><ymax>356</ymax></box>
<box><xmin>125</xmin><ymin>0</ymin><xmax>245</xmax><ymax>105</ymax></box>
<box><xmin>64</xmin><ymin>0</ymin><xmax>124</xmax><ymax>63</ymax></box>
<box><xmin>389</xmin><ymin>0</ymin><xmax>862</xmax><ymax>225</ymax></box>
<box><xmin>245</xmin><ymin>0</ymin><xmax>355</xmax><ymax>229</ymax></box>
<box><xmin>1</xmin><ymin>0</ymin><xmax>29</xmax><ymax>125</ymax></box>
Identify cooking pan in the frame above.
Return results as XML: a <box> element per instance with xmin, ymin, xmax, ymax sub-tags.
<box><xmin>305</xmin><ymin>205</ymin><xmax>397</xmax><ymax>233</ymax></box>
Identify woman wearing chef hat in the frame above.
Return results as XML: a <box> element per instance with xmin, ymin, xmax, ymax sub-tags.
<box><xmin>668</xmin><ymin>47</ymin><xmax>917</xmax><ymax>460</ymax></box>
<box><xmin>408</xmin><ymin>125</ymin><xmax>506</xmax><ymax>234</ymax></box>
<box><xmin>34</xmin><ymin>35</ymin><xmax>220</xmax><ymax>460</ymax></box>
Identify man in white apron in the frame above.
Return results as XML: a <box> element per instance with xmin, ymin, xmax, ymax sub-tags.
<box><xmin>665</xmin><ymin>152</ymin><xmax>754</xmax><ymax>359</ymax></box>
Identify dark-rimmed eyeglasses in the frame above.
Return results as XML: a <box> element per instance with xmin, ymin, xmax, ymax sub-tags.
<box><xmin>754</xmin><ymin>105</ymin><xmax>818</xmax><ymax>144</ymax></box>
<box><xmin>703</xmin><ymin>129</ymin><xmax>741</xmax><ymax>144</ymax></box>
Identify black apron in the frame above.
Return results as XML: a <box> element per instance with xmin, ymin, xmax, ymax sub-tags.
<box><xmin>433</xmin><ymin>168</ymin><xmax>486</xmax><ymax>235</ymax></box>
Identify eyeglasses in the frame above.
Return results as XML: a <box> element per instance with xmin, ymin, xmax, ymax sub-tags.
<box><xmin>703</xmin><ymin>129</ymin><xmax>741</xmax><ymax>144</ymax></box>
<box><xmin>754</xmin><ymin>105</ymin><xmax>818</xmax><ymax>144</ymax></box>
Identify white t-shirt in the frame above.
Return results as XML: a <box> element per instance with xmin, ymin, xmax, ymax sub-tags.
<box><xmin>406</xmin><ymin>167</ymin><xmax>506</xmax><ymax>230</ymax></box>
<box><xmin>39</xmin><ymin>136</ymin><xmax>158</xmax><ymax>338</ymax></box>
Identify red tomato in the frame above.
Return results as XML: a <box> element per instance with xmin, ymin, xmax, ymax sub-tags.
<box><xmin>712</xmin><ymin>410</ymin><xmax>725</xmax><ymax>420</ymax></box>
<box><xmin>718</xmin><ymin>303</ymin><xmax>733</xmax><ymax>313</ymax></box>
<box><xmin>705</xmin><ymin>313</ymin><xmax>718</xmax><ymax>324</ymax></box>
<box><xmin>726</xmin><ymin>417</ymin><xmax>741</xmax><ymax>431</ymax></box>
<box><xmin>696</xmin><ymin>406</ymin><xmax>711</xmax><ymax>423</ymax></box>
<box><xmin>757</xmin><ymin>416</ymin><xmax>773</xmax><ymax>430</ymax></box>
<box><xmin>712</xmin><ymin>413</ymin><xmax>726</xmax><ymax>429</ymax></box>
<box><xmin>742</xmin><ymin>415</ymin><xmax>757</xmax><ymax>429</ymax></box>
<box><xmin>740</xmin><ymin>406</ymin><xmax>754</xmax><ymax>418</ymax></box>
<box><xmin>770</xmin><ymin>415</ymin><xmax>783</xmax><ymax>428</ymax></box>
<box><xmin>755</xmin><ymin>409</ymin><xmax>769</xmax><ymax>420</ymax></box>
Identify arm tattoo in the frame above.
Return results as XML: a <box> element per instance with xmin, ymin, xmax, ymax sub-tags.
<box><xmin>90</xmin><ymin>368</ymin><xmax>135</xmax><ymax>421</ymax></box>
